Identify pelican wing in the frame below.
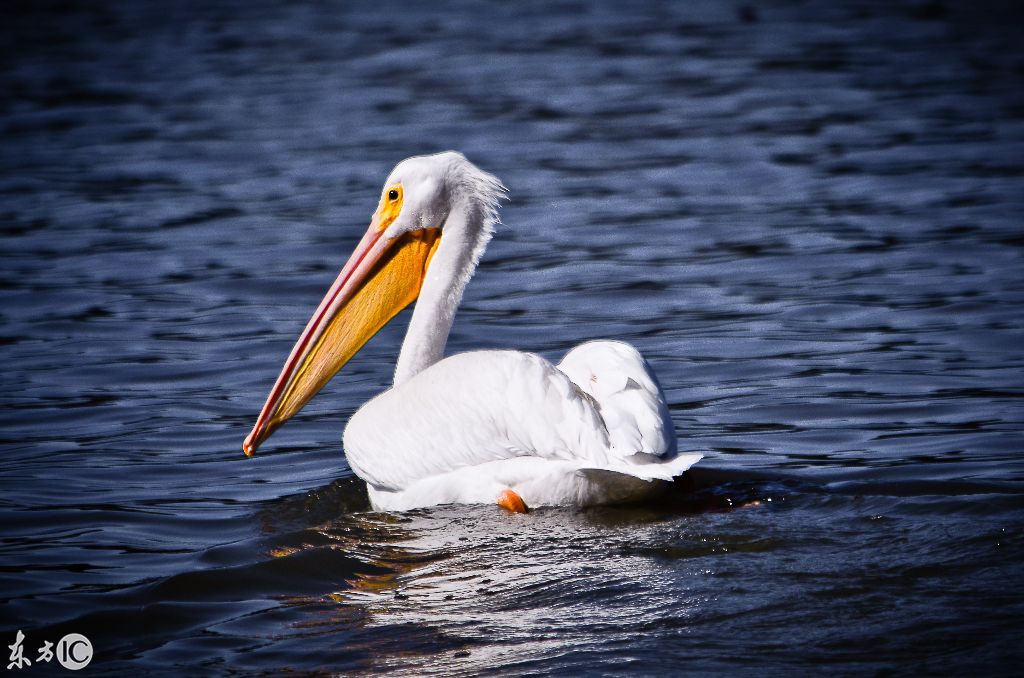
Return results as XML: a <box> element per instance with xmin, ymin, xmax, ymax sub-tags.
<box><xmin>343</xmin><ymin>344</ymin><xmax>698</xmax><ymax>499</ymax></box>
<box><xmin>557</xmin><ymin>340</ymin><xmax>677</xmax><ymax>459</ymax></box>
<box><xmin>343</xmin><ymin>350</ymin><xmax>613</xmax><ymax>491</ymax></box>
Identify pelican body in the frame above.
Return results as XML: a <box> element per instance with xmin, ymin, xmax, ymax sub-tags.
<box><xmin>244</xmin><ymin>152</ymin><xmax>700</xmax><ymax>511</ymax></box>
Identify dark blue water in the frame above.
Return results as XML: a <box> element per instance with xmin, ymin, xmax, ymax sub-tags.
<box><xmin>2</xmin><ymin>0</ymin><xmax>1023</xmax><ymax>674</ymax></box>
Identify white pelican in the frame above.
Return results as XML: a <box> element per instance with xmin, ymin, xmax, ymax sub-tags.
<box><xmin>243</xmin><ymin>152</ymin><xmax>701</xmax><ymax>512</ymax></box>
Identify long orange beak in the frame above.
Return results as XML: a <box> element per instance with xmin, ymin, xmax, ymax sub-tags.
<box><xmin>243</xmin><ymin>204</ymin><xmax>441</xmax><ymax>456</ymax></box>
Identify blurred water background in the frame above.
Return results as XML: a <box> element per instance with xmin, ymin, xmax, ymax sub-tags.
<box><xmin>1</xmin><ymin>0</ymin><xmax>1023</xmax><ymax>674</ymax></box>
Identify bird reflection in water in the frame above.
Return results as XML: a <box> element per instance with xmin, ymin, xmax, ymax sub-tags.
<box><xmin>251</xmin><ymin>472</ymin><xmax>768</xmax><ymax>673</ymax></box>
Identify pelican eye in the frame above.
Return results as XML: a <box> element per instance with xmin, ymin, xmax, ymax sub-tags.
<box><xmin>388</xmin><ymin>189</ymin><xmax>399</xmax><ymax>201</ymax></box>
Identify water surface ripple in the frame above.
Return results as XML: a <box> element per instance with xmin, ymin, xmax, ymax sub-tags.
<box><xmin>1</xmin><ymin>0</ymin><xmax>1023</xmax><ymax>674</ymax></box>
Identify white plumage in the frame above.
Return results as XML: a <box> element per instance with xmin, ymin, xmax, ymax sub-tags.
<box><xmin>346</xmin><ymin>347</ymin><xmax>701</xmax><ymax>510</ymax></box>
<box><xmin>244</xmin><ymin>152</ymin><xmax>701</xmax><ymax>511</ymax></box>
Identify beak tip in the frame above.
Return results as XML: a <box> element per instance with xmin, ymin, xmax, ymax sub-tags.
<box><xmin>242</xmin><ymin>431</ymin><xmax>258</xmax><ymax>458</ymax></box>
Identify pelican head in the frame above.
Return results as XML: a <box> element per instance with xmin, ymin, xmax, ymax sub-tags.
<box><xmin>243</xmin><ymin>152</ymin><xmax>504</xmax><ymax>456</ymax></box>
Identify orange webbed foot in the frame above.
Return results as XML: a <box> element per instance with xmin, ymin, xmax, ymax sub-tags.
<box><xmin>497</xmin><ymin>488</ymin><xmax>528</xmax><ymax>513</ymax></box>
